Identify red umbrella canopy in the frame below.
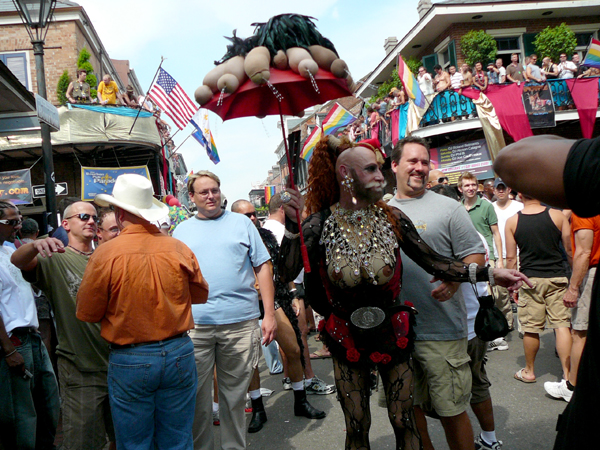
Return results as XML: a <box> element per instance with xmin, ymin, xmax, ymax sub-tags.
<box><xmin>203</xmin><ymin>68</ymin><xmax>352</xmax><ymax>121</ymax></box>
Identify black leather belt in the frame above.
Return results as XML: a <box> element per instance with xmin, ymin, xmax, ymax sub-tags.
<box><xmin>110</xmin><ymin>332</ymin><xmax>188</xmax><ymax>350</ymax></box>
<box><xmin>11</xmin><ymin>326</ymin><xmax>37</xmax><ymax>335</ymax></box>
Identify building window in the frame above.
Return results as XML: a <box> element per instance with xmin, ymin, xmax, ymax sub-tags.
<box><xmin>438</xmin><ymin>46</ymin><xmax>451</xmax><ymax>70</ymax></box>
<box><xmin>574</xmin><ymin>31</ymin><xmax>597</xmax><ymax>59</ymax></box>
<box><xmin>493</xmin><ymin>36</ymin><xmax>522</xmax><ymax>68</ymax></box>
<box><xmin>0</xmin><ymin>52</ymin><xmax>29</xmax><ymax>89</ymax></box>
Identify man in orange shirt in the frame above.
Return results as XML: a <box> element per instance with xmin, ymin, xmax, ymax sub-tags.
<box><xmin>544</xmin><ymin>213</ymin><xmax>600</xmax><ymax>402</ymax></box>
<box><xmin>76</xmin><ymin>174</ymin><xmax>209</xmax><ymax>450</ymax></box>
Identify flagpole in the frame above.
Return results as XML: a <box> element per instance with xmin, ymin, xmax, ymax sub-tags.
<box><xmin>129</xmin><ymin>57</ymin><xmax>165</xmax><ymax>135</ymax></box>
<box><xmin>169</xmin><ymin>131</ymin><xmax>193</xmax><ymax>157</ymax></box>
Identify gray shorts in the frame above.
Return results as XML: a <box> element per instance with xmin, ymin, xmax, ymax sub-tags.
<box><xmin>571</xmin><ymin>267</ymin><xmax>596</xmax><ymax>331</ymax></box>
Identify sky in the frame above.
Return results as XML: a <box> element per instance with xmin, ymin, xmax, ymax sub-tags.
<box><xmin>74</xmin><ymin>0</ymin><xmax>419</xmax><ymax>204</ymax></box>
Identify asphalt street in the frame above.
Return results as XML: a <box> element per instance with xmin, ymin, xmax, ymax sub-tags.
<box><xmin>237</xmin><ymin>328</ymin><xmax>568</xmax><ymax>450</ymax></box>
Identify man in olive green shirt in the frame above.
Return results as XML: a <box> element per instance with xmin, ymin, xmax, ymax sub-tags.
<box><xmin>11</xmin><ymin>201</ymin><xmax>115</xmax><ymax>450</ymax></box>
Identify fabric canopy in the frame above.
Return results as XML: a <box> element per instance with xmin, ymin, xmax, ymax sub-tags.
<box><xmin>566</xmin><ymin>78</ymin><xmax>599</xmax><ymax>138</ymax></box>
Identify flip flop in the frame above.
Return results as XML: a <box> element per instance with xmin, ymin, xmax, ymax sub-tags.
<box><xmin>310</xmin><ymin>349</ymin><xmax>331</xmax><ymax>359</ymax></box>
<box><xmin>514</xmin><ymin>368</ymin><xmax>536</xmax><ymax>383</ymax></box>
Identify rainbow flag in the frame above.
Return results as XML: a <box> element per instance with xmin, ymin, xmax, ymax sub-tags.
<box><xmin>300</xmin><ymin>103</ymin><xmax>356</xmax><ymax>161</ymax></box>
<box><xmin>583</xmin><ymin>38</ymin><xmax>600</xmax><ymax>68</ymax></box>
<box><xmin>300</xmin><ymin>126</ymin><xmax>321</xmax><ymax>161</ymax></box>
<box><xmin>322</xmin><ymin>103</ymin><xmax>356</xmax><ymax>136</ymax></box>
<box><xmin>397</xmin><ymin>55</ymin><xmax>426</xmax><ymax>108</ymax></box>
<box><xmin>264</xmin><ymin>186</ymin><xmax>276</xmax><ymax>204</ymax></box>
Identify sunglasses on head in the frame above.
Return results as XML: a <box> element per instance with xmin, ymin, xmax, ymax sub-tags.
<box><xmin>0</xmin><ymin>219</ymin><xmax>22</xmax><ymax>226</ymax></box>
<box><xmin>65</xmin><ymin>213</ymin><xmax>99</xmax><ymax>224</ymax></box>
<box><xmin>244</xmin><ymin>212</ymin><xmax>257</xmax><ymax>218</ymax></box>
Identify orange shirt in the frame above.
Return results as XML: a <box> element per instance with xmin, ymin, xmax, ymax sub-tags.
<box><xmin>76</xmin><ymin>223</ymin><xmax>208</xmax><ymax>345</ymax></box>
<box><xmin>571</xmin><ymin>214</ymin><xmax>600</xmax><ymax>267</ymax></box>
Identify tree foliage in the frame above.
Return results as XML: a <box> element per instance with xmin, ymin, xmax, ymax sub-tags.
<box><xmin>56</xmin><ymin>70</ymin><xmax>70</xmax><ymax>105</ymax></box>
<box><xmin>406</xmin><ymin>56</ymin><xmax>421</xmax><ymax>76</ymax></box>
<box><xmin>533</xmin><ymin>23</ymin><xmax>577</xmax><ymax>63</ymax></box>
<box><xmin>77</xmin><ymin>47</ymin><xmax>98</xmax><ymax>98</ymax></box>
<box><xmin>460</xmin><ymin>30</ymin><xmax>498</xmax><ymax>66</ymax></box>
<box><xmin>369</xmin><ymin>69</ymin><xmax>403</xmax><ymax>105</ymax></box>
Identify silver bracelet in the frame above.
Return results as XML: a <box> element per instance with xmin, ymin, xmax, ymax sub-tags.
<box><xmin>4</xmin><ymin>349</ymin><xmax>17</xmax><ymax>358</ymax></box>
<box><xmin>468</xmin><ymin>263</ymin><xmax>478</xmax><ymax>284</ymax></box>
<box><xmin>488</xmin><ymin>266</ymin><xmax>496</xmax><ymax>287</ymax></box>
<box><xmin>284</xmin><ymin>228</ymin><xmax>300</xmax><ymax>240</ymax></box>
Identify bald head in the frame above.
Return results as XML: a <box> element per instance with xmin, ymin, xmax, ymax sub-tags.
<box><xmin>428</xmin><ymin>169</ymin><xmax>448</xmax><ymax>187</ymax></box>
<box><xmin>231</xmin><ymin>199</ymin><xmax>257</xmax><ymax>225</ymax></box>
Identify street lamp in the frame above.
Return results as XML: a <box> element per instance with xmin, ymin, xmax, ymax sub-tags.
<box><xmin>12</xmin><ymin>0</ymin><xmax>58</xmax><ymax>230</ymax></box>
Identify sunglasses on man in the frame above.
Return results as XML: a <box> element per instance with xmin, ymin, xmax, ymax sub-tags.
<box><xmin>244</xmin><ymin>212</ymin><xmax>257</xmax><ymax>218</ymax></box>
<box><xmin>65</xmin><ymin>213</ymin><xmax>100</xmax><ymax>224</ymax></box>
<box><xmin>437</xmin><ymin>177</ymin><xmax>449</xmax><ymax>183</ymax></box>
<box><xmin>0</xmin><ymin>219</ymin><xmax>22</xmax><ymax>226</ymax></box>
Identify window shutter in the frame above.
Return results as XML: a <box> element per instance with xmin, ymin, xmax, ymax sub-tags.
<box><xmin>449</xmin><ymin>40</ymin><xmax>457</xmax><ymax>67</ymax></box>
<box><xmin>422</xmin><ymin>53</ymin><xmax>438</xmax><ymax>74</ymax></box>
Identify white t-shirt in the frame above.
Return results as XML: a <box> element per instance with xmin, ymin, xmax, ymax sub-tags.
<box><xmin>498</xmin><ymin>66</ymin><xmax>506</xmax><ymax>82</ymax></box>
<box><xmin>418</xmin><ymin>73</ymin><xmax>434</xmax><ymax>95</ymax></box>
<box><xmin>493</xmin><ymin>199</ymin><xmax>524</xmax><ymax>259</ymax></box>
<box><xmin>262</xmin><ymin>219</ymin><xmax>285</xmax><ymax>245</ymax></box>
<box><xmin>0</xmin><ymin>245</ymin><xmax>38</xmax><ymax>335</ymax></box>
<box><xmin>558</xmin><ymin>61</ymin><xmax>577</xmax><ymax>79</ymax></box>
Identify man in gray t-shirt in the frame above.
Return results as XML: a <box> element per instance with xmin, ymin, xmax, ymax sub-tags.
<box><xmin>389</xmin><ymin>136</ymin><xmax>486</xmax><ymax>450</ymax></box>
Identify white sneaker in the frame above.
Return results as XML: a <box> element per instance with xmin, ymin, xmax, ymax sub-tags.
<box><xmin>475</xmin><ymin>434</ymin><xmax>502</xmax><ymax>449</ymax></box>
<box><xmin>544</xmin><ymin>379</ymin><xmax>573</xmax><ymax>402</ymax></box>
<box><xmin>487</xmin><ymin>338</ymin><xmax>508</xmax><ymax>352</ymax></box>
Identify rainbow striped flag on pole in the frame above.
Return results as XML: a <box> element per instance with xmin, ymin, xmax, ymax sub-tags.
<box><xmin>300</xmin><ymin>103</ymin><xmax>356</xmax><ymax>161</ymax></box>
<box><xmin>583</xmin><ymin>38</ymin><xmax>600</xmax><ymax>68</ymax></box>
<box><xmin>397</xmin><ymin>55</ymin><xmax>426</xmax><ymax>108</ymax></box>
<box><xmin>264</xmin><ymin>186</ymin><xmax>276</xmax><ymax>205</ymax></box>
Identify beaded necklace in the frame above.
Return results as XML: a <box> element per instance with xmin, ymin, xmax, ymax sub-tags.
<box><xmin>320</xmin><ymin>204</ymin><xmax>398</xmax><ymax>285</ymax></box>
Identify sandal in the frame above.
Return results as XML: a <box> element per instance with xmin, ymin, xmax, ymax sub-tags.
<box><xmin>514</xmin><ymin>368</ymin><xmax>536</xmax><ymax>383</ymax></box>
<box><xmin>310</xmin><ymin>349</ymin><xmax>331</xmax><ymax>359</ymax></box>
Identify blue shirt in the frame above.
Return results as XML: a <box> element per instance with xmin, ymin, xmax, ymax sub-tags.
<box><xmin>173</xmin><ymin>211</ymin><xmax>270</xmax><ymax>325</ymax></box>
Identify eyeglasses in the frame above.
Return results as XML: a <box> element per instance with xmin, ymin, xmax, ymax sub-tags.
<box><xmin>244</xmin><ymin>212</ymin><xmax>257</xmax><ymax>218</ymax></box>
<box><xmin>0</xmin><ymin>219</ymin><xmax>22</xmax><ymax>226</ymax></box>
<box><xmin>437</xmin><ymin>177</ymin><xmax>449</xmax><ymax>183</ymax></box>
<box><xmin>193</xmin><ymin>188</ymin><xmax>220</xmax><ymax>198</ymax></box>
<box><xmin>99</xmin><ymin>226</ymin><xmax>119</xmax><ymax>234</ymax></box>
<box><xmin>65</xmin><ymin>213</ymin><xmax>99</xmax><ymax>224</ymax></box>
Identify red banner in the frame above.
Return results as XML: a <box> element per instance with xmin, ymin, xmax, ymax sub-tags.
<box><xmin>566</xmin><ymin>78</ymin><xmax>599</xmax><ymax>138</ymax></box>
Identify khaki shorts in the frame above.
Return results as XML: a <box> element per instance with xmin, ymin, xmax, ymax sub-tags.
<box><xmin>58</xmin><ymin>357</ymin><xmax>115</xmax><ymax>450</ymax></box>
<box><xmin>518</xmin><ymin>277</ymin><xmax>570</xmax><ymax>333</ymax></box>
<box><xmin>571</xmin><ymin>267</ymin><xmax>596</xmax><ymax>331</ymax></box>
<box><xmin>467</xmin><ymin>336</ymin><xmax>491</xmax><ymax>404</ymax></box>
<box><xmin>413</xmin><ymin>338</ymin><xmax>471</xmax><ymax>417</ymax></box>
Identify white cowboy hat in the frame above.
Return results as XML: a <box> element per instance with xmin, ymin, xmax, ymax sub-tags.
<box><xmin>94</xmin><ymin>174</ymin><xmax>169</xmax><ymax>222</ymax></box>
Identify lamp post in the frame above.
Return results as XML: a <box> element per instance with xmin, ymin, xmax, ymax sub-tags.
<box><xmin>12</xmin><ymin>0</ymin><xmax>58</xmax><ymax>230</ymax></box>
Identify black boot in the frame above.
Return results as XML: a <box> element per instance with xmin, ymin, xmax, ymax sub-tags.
<box><xmin>293</xmin><ymin>389</ymin><xmax>326</xmax><ymax>419</ymax></box>
<box><xmin>248</xmin><ymin>397</ymin><xmax>267</xmax><ymax>433</ymax></box>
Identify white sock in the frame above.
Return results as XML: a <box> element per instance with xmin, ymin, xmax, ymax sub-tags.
<box><xmin>249</xmin><ymin>389</ymin><xmax>262</xmax><ymax>400</ymax></box>
<box><xmin>304</xmin><ymin>377</ymin><xmax>313</xmax><ymax>385</ymax></box>
<box><xmin>291</xmin><ymin>381</ymin><xmax>305</xmax><ymax>391</ymax></box>
<box><xmin>481</xmin><ymin>430</ymin><xmax>497</xmax><ymax>444</ymax></box>
<box><xmin>212</xmin><ymin>402</ymin><xmax>219</xmax><ymax>413</ymax></box>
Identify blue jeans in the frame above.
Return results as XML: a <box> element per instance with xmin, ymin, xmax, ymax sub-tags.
<box><xmin>260</xmin><ymin>320</ymin><xmax>282</xmax><ymax>374</ymax></box>
<box><xmin>108</xmin><ymin>335</ymin><xmax>197</xmax><ymax>450</ymax></box>
<box><xmin>0</xmin><ymin>330</ymin><xmax>60</xmax><ymax>450</ymax></box>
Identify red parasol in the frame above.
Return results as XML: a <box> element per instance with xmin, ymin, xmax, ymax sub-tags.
<box><xmin>203</xmin><ymin>67</ymin><xmax>353</xmax><ymax>273</ymax></box>
<box><xmin>204</xmin><ymin>68</ymin><xmax>352</xmax><ymax>120</ymax></box>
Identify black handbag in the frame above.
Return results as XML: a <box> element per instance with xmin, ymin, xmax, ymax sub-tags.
<box><xmin>473</xmin><ymin>288</ymin><xmax>509</xmax><ymax>342</ymax></box>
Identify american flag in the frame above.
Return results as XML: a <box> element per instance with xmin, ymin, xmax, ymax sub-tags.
<box><xmin>149</xmin><ymin>68</ymin><xmax>197</xmax><ymax>130</ymax></box>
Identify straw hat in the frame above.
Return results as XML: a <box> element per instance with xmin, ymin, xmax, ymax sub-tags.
<box><xmin>94</xmin><ymin>174</ymin><xmax>169</xmax><ymax>222</ymax></box>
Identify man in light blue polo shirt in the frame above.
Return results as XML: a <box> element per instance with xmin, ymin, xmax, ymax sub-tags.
<box><xmin>173</xmin><ymin>171</ymin><xmax>276</xmax><ymax>450</ymax></box>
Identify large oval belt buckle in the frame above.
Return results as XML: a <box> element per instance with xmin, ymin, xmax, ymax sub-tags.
<box><xmin>350</xmin><ymin>307</ymin><xmax>385</xmax><ymax>329</ymax></box>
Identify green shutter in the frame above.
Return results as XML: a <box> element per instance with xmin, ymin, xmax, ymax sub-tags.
<box><xmin>422</xmin><ymin>53</ymin><xmax>438</xmax><ymax>74</ymax></box>
<box><xmin>449</xmin><ymin>40</ymin><xmax>457</xmax><ymax>67</ymax></box>
<box><xmin>523</xmin><ymin>33</ymin><xmax>537</xmax><ymax>59</ymax></box>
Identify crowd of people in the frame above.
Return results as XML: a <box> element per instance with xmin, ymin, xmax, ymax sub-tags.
<box><xmin>1</xmin><ymin>132</ymin><xmax>598</xmax><ymax>450</ymax></box>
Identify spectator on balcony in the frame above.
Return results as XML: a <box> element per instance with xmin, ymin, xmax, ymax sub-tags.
<box><xmin>390</xmin><ymin>87</ymin><xmax>406</xmax><ymax>106</ymax></box>
<box><xmin>66</xmin><ymin>69</ymin><xmax>92</xmax><ymax>104</ymax></box>
<box><xmin>97</xmin><ymin>75</ymin><xmax>123</xmax><ymax>106</ymax></box>
<box><xmin>506</xmin><ymin>53</ymin><xmax>526</xmax><ymax>83</ymax></box>
<box><xmin>473</xmin><ymin>62</ymin><xmax>488</xmax><ymax>91</ymax></box>
<box><xmin>449</xmin><ymin>66</ymin><xmax>462</xmax><ymax>90</ymax></box>
<box><xmin>138</xmin><ymin>94</ymin><xmax>155</xmax><ymax>112</ymax></box>
<box><xmin>459</xmin><ymin>63</ymin><xmax>473</xmax><ymax>95</ymax></box>
<box><xmin>417</xmin><ymin>66</ymin><xmax>435</xmax><ymax>96</ymax></box>
<box><xmin>542</xmin><ymin>57</ymin><xmax>559</xmax><ymax>80</ymax></box>
<box><xmin>558</xmin><ymin>53</ymin><xmax>578</xmax><ymax>79</ymax></box>
<box><xmin>488</xmin><ymin>58</ymin><xmax>506</xmax><ymax>84</ymax></box>
<box><xmin>572</xmin><ymin>53</ymin><xmax>588</xmax><ymax>76</ymax></box>
<box><xmin>433</xmin><ymin>64</ymin><xmax>451</xmax><ymax>92</ymax></box>
<box><xmin>526</xmin><ymin>54</ymin><xmax>545</xmax><ymax>83</ymax></box>
<box><xmin>368</xmin><ymin>106</ymin><xmax>380</xmax><ymax>139</ymax></box>
<box><xmin>578</xmin><ymin>66</ymin><xmax>600</xmax><ymax>78</ymax></box>
<box><xmin>122</xmin><ymin>85</ymin><xmax>138</xmax><ymax>108</ymax></box>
